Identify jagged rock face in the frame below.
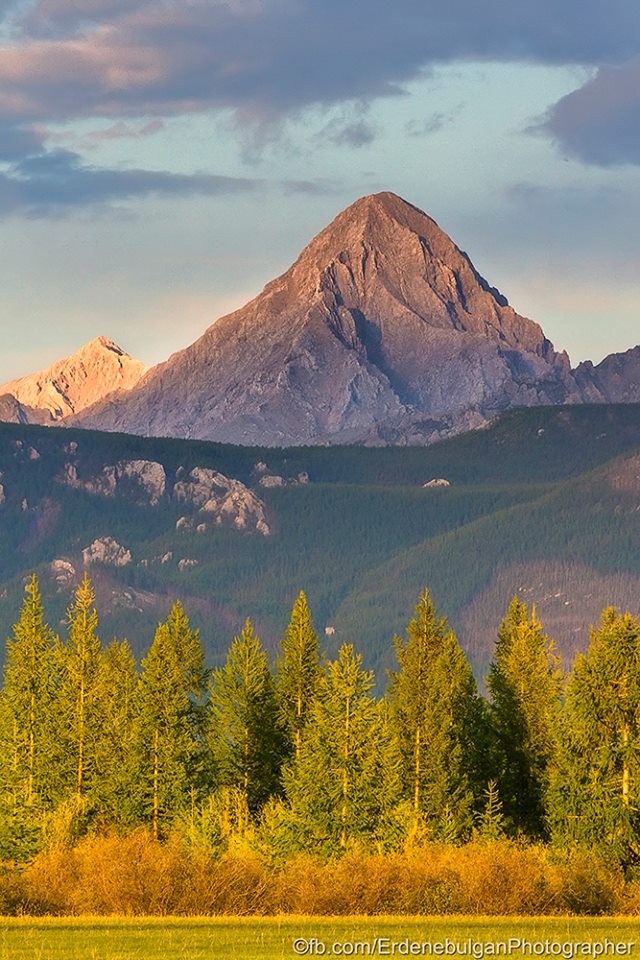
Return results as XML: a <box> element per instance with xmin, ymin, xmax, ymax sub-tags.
<box><xmin>174</xmin><ymin>467</ymin><xmax>270</xmax><ymax>535</ymax></box>
<box><xmin>82</xmin><ymin>536</ymin><xmax>132</xmax><ymax>567</ymax></box>
<box><xmin>59</xmin><ymin>456</ymin><xmax>269</xmax><ymax>535</ymax></box>
<box><xmin>74</xmin><ymin>192</ymin><xmax>580</xmax><ymax>446</ymax></box>
<box><xmin>575</xmin><ymin>346</ymin><xmax>640</xmax><ymax>404</ymax></box>
<box><xmin>0</xmin><ymin>336</ymin><xmax>145</xmax><ymax>423</ymax></box>
<box><xmin>0</xmin><ymin>393</ymin><xmax>50</xmax><ymax>425</ymax></box>
<box><xmin>116</xmin><ymin>459</ymin><xmax>166</xmax><ymax>506</ymax></box>
<box><xmin>50</xmin><ymin>558</ymin><xmax>76</xmax><ymax>586</ymax></box>
<box><xmin>60</xmin><ymin>459</ymin><xmax>166</xmax><ymax>505</ymax></box>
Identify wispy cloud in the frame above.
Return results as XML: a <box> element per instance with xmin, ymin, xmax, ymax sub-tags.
<box><xmin>0</xmin><ymin>144</ymin><xmax>262</xmax><ymax>216</ymax></box>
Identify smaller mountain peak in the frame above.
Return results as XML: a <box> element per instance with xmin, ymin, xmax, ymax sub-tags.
<box><xmin>0</xmin><ymin>337</ymin><xmax>146</xmax><ymax>424</ymax></box>
<box><xmin>83</xmin><ymin>335</ymin><xmax>127</xmax><ymax>355</ymax></box>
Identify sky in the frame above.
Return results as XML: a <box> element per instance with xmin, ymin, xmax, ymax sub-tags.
<box><xmin>1</xmin><ymin>0</ymin><xmax>639</xmax><ymax>382</ymax></box>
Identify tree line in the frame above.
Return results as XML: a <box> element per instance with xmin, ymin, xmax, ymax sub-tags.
<box><xmin>1</xmin><ymin>573</ymin><xmax>639</xmax><ymax>866</ymax></box>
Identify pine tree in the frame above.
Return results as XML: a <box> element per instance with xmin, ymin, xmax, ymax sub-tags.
<box><xmin>0</xmin><ymin>574</ymin><xmax>56</xmax><ymax>858</ymax></box>
<box><xmin>488</xmin><ymin>597</ymin><xmax>563</xmax><ymax>838</ymax></box>
<box><xmin>48</xmin><ymin>573</ymin><xmax>103</xmax><ymax>807</ymax></box>
<box><xmin>136</xmin><ymin>601</ymin><xmax>206</xmax><ymax>839</ymax></box>
<box><xmin>284</xmin><ymin>643</ymin><xmax>402</xmax><ymax>853</ymax></box>
<box><xmin>208</xmin><ymin>619</ymin><xmax>284</xmax><ymax>813</ymax></box>
<box><xmin>93</xmin><ymin>639</ymin><xmax>139</xmax><ymax>827</ymax></box>
<box><xmin>475</xmin><ymin>780</ymin><xmax>507</xmax><ymax>842</ymax></box>
<box><xmin>550</xmin><ymin>608</ymin><xmax>640</xmax><ymax>862</ymax></box>
<box><xmin>276</xmin><ymin>591</ymin><xmax>322</xmax><ymax>760</ymax></box>
<box><xmin>388</xmin><ymin>590</ymin><xmax>483</xmax><ymax>839</ymax></box>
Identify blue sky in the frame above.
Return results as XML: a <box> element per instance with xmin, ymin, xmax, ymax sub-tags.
<box><xmin>1</xmin><ymin>0</ymin><xmax>639</xmax><ymax>381</ymax></box>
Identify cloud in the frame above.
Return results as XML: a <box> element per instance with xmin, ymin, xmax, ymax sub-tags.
<box><xmin>83</xmin><ymin>118</ymin><xmax>165</xmax><ymax>142</ymax></box>
<box><xmin>537</xmin><ymin>59</ymin><xmax>640</xmax><ymax>166</ymax></box>
<box><xmin>314</xmin><ymin>116</ymin><xmax>378</xmax><ymax>149</ymax></box>
<box><xmin>279</xmin><ymin>178</ymin><xmax>340</xmax><ymax>196</ymax></box>
<box><xmin>405</xmin><ymin>109</ymin><xmax>461</xmax><ymax>137</ymax></box>
<box><xmin>0</xmin><ymin>0</ymin><xmax>639</xmax><ymax>131</ymax></box>
<box><xmin>0</xmin><ymin>144</ymin><xmax>261</xmax><ymax>216</ymax></box>
<box><xmin>0</xmin><ymin>122</ymin><xmax>46</xmax><ymax>160</ymax></box>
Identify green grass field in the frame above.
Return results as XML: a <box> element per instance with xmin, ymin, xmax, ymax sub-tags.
<box><xmin>0</xmin><ymin>917</ymin><xmax>638</xmax><ymax>960</ymax></box>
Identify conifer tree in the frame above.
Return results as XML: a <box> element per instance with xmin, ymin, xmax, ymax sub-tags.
<box><xmin>0</xmin><ymin>575</ymin><xmax>56</xmax><ymax>858</ymax></box>
<box><xmin>93</xmin><ymin>639</ymin><xmax>139</xmax><ymax>826</ymax></box>
<box><xmin>136</xmin><ymin>601</ymin><xmax>206</xmax><ymax>839</ymax></box>
<box><xmin>276</xmin><ymin>591</ymin><xmax>322</xmax><ymax>760</ymax></box>
<box><xmin>475</xmin><ymin>780</ymin><xmax>507</xmax><ymax>842</ymax></box>
<box><xmin>208</xmin><ymin>619</ymin><xmax>284</xmax><ymax>813</ymax></box>
<box><xmin>48</xmin><ymin>573</ymin><xmax>103</xmax><ymax>806</ymax></box>
<box><xmin>388</xmin><ymin>590</ymin><xmax>483</xmax><ymax>839</ymax></box>
<box><xmin>488</xmin><ymin>597</ymin><xmax>563</xmax><ymax>838</ymax></box>
<box><xmin>284</xmin><ymin>643</ymin><xmax>401</xmax><ymax>853</ymax></box>
<box><xmin>550</xmin><ymin>608</ymin><xmax>640</xmax><ymax>862</ymax></box>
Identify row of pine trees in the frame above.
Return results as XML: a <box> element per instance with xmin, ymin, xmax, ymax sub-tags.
<box><xmin>1</xmin><ymin>574</ymin><xmax>639</xmax><ymax>865</ymax></box>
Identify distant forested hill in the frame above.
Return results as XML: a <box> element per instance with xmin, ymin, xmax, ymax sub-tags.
<box><xmin>0</xmin><ymin>403</ymin><xmax>639</xmax><ymax>682</ymax></box>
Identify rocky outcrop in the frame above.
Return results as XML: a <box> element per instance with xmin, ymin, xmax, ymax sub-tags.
<box><xmin>116</xmin><ymin>459</ymin><xmax>166</xmax><ymax>506</ymax></box>
<box><xmin>82</xmin><ymin>536</ymin><xmax>132</xmax><ymax>567</ymax></box>
<box><xmin>60</xmin><ymin>459</ymin><xmax>166</xmax><ymax>505</ymax></box>
<box><xmin>63</xmin><ymin>463</ymin><xmax>117</xmax><ymax>498</ymax></box>
<box><xmin>74</xmin><ymin>192</ymin><xmax>582</xmax><ymax>446</ymax></box>
<box><xmin>259</xmin><ymin>474</ymin><xmax>285</xmax><ymax>488</ymax></box>
<box><xmin>258</xmin><ymin>471</ymin><xmax>309</xmax><ymax>488</ymax></box>
<box><xmin>50</xmin><ymin>558</ymin><xmax>76</xmax><ymax>585</ymax></box>
<box><xmin>173</xmin><ymin>467</ymin><xmax>270</xmax><ymax>535</ymax></box>
<box><xmin>0</xmin><ymin>336</ymin><xmax>145</xmax><ymax>423</ymax></box>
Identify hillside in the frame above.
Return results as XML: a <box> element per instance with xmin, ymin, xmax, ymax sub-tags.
<box><xmin>0</xmin><ymin>403</ymin><xmax>639</xmax><ymax>680</ymax></box>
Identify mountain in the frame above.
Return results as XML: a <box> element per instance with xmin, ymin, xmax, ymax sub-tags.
<box><xmin>0</xmin><ymin>393</ymin><xmax>50</xmax><ymax>425</ymax></box>
<box><xmin>74</xmin><ymin>192</ymin><xmax>582</xmax><ymax>445</ymax></box>
<box><xmin>0</xmin><ymin>336</ymin><xmax>146</xmax><ymax>423</ymax></box>
<box><xmin>575</xmin><ymin>345</ymin><xmax>640</xmax><ymax>403</ymax></box>
<box><xmin>0</xmin><ymin>403</ymin><xmax>639</xmax><ymax>680</ymax></box>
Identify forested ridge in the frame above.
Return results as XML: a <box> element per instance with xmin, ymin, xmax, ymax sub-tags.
<box><xmin>1</xmin><ymin>405</ymin><xmax>640</xmax><ymax>682</ymax></box>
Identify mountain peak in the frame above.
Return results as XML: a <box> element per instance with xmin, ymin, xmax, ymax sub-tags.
<box><xmin>0</xmin><ymin>337</ymin><xmax>146</xmax><ymax>422</ymax></box>
<box><xmin>74</xmin><ymin>193</ymin><xmax>581</xmax><ymax>446</ymax></box>
<box><xmin>301</xmin><ymin>191</ymin><xmax>441</xmax><ymax>253</ymax></box>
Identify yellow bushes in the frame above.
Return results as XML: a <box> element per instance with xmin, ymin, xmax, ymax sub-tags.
<box><xmin>0</xmin><ymin>836</ymin><xmax>633</xmax><ymax>917</ymax></box>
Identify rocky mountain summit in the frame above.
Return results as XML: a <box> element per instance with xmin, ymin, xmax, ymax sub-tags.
<box><xmin>0</xmin><ymin>336</ymin><xmax>145</xmax><ymax>423</ymax></box>
<box><xmin>74</xmin><ymin>193</ymin><xmax>584</xmax><ymax>445</ymax></box>
<box><xmin>4</xmin><ymin>193</ymin><xmax>640</xmax><ymax>445</ymax></box>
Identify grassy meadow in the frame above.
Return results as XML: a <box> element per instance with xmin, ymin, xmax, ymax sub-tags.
<box><xmin>0</xmin><ymin>917</ymin><xmax>639</xmax><ymax>960</ymax></box>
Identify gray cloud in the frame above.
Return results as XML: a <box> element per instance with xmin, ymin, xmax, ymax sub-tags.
<box><xmin>537</xmin><ymin>59</ymin><xmax>640</xmax><ymax>166</ymax></box>
<box><xmin>405</xmin><ymin>109</ymin><xmax>461</xmax><ymax>138</ymax></box>
<box><xmin>0</xmin><ymin>123</ymin><xmax>45</xmax><ymax>161</ymax></box>
<box><xmin>83</xmin><ymin>119</ymin><xmax>165</xmax><ymax>142</ymax></box>
<box><xmin>316</xmin><ymin>117</ymin><xmax>378</xmax><ymax>149</ymax></box>
<box><xmin>1</xmin><ymin>0</ymin><xmax>639</xmax><ymax>128</ymax></box>
<box><xmin>0</xmin><ymin>144</ymin><xmax>261</xmax><ymax>215</ymax></box>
